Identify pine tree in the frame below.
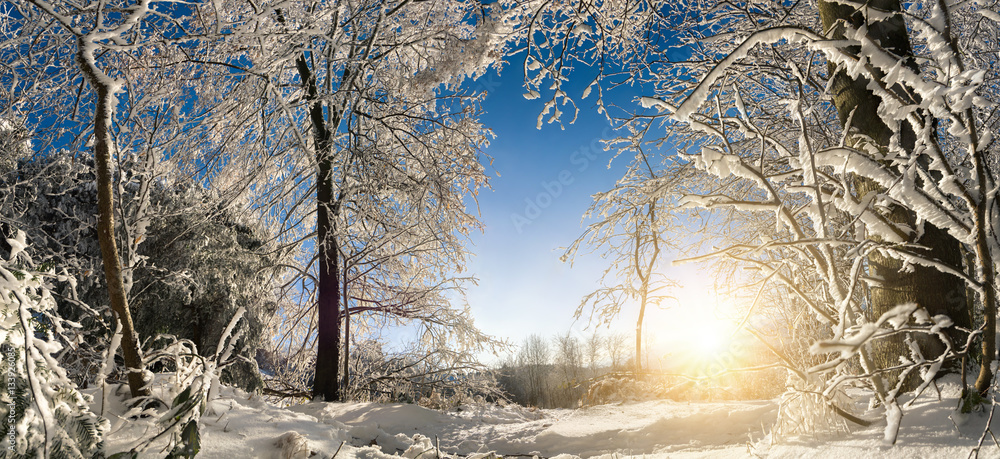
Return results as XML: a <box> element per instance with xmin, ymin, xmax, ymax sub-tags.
<box><xmin>1</xmin><ymin>230</ymin><xmax>107</xmax><ymax>458</ymax></box>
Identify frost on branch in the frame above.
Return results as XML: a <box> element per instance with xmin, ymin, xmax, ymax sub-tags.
<box><xmin>810</xmin><ymin>303</ymin><xmax>956</xmax><ymax>386</ymax></box>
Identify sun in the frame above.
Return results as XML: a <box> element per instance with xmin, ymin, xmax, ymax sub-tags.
<box><xmin>694</xmin><ymin>327</ymin><xmax>728</xmax><ymax>356</ymax></box>
<box><xmin>652</xmin><ymin>284</ymin><xmax>737</xmax><ymax>363</ymax></box>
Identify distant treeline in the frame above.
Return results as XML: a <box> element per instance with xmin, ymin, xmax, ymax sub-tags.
<box><xmin>494</xmin><ymin>332</ymin><xmax>787</xmax><ymax>408</ymax></box>
<box><xmin>494</xmin><ymin>332</ymin><xmax>630</xmax><ymax>408</ymax></box>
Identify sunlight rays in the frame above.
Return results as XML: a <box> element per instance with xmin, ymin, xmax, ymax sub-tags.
<box><xmin>651</xmin><ymin>283</ymin><xmax>740</xmax><ymax>371</ymax></box>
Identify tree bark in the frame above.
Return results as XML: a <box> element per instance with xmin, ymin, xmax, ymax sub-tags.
<box><xmin>817</xmin><ymin>0</ymin><xmax>971</xmax><ymax>391</ymax></box>
<box><xmin>314</xmin><ymin>170</ymin><xmax>340</xmax><ymax>402</ymax></box>
<box><xmin>342</xmin><ymin>263</ymin><xmax>350</xmax><ymax>398</ymax></box>
<box><xmin>294</xmin><ymin>50</ymin><xmax>343</xmax><ymax>402</ymax></box>
<box><xmin>973</xmin><ymin>205</ymin><xmax>997</xmax><ymax>394</ymax></box>
<box><xmin>76</xmin><ymin>42</ymin><xmax>151</xmax><ymax>399</ymax></box>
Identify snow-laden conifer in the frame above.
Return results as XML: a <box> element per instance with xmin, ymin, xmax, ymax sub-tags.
<box><xmin>0</xmin><ymin>229</ymin><xmax>107</xmax><ymax>457</ymax></box>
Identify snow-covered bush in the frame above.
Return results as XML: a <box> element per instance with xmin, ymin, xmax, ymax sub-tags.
<box><xmin>112</xmin><ymin>336</ymin><xmax>210</xmax><ymax>458</ymax></box>
<box><xmin>0</xmin><ymin>152</ymin><xmax>109</xmax><ymax>389</ymax></box>
<box><xmin>107</xmin><ymin>309</ymin><xmax>248</xmax><ymax>457</ymax></box>
<box><xmin>580</xmin><ymin>375</ymin><xmax>700</xmax><ymax>406</ymax></box>
<box><xmin>131</xmin><ymin>184</ymin><xmax>280</xmax><ymax>393</ymax></box>
<box><xmin>1</xmin><ymin>151</ymin><xmax>281</xmax><ymax>392</ymax></box>
<box><xmin>0</xmin><ymin>229</ymin><xmax>107</xmax><ymax>457</ymax></box>
<box><xmin>338</xmin><ymin>338</ymin><xmax>502</xmax><ymax>406</ymax></box>
<box><xmin>774</xmin><ymin>375</ymin><xmax>855</xmax><ymax>439</ymax></box>
<box><xmin>582</xmin><ymin>376</ymin><xmax>650</xmax><ymax>405</ymax></box>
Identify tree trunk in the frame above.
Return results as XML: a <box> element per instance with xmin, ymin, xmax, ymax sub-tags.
<box><xmin>973</xmin><ymin>210</ymin><xmax>997</xmax><ymax>394</ymax></box>
<box><xmin>635</xmin><ymin>290</ymin><xmax>645</xmax><ymax>376</ymax></box>
<box><xmin>633</xmin><ymin>201</ymin><xmax>660</xmax><ymax>378</ymax></box>
<box><xmin>314</xmin><ymin>169</ymin><xmax>340</xmax><ymax>401</ymax></box>
<box><xmin>76</xmin><ymin>42</ymin><xmax>151</xmax><ymax>399</ymax></box>
<box><xmin>342</xmin><ymin>264</ymin><xmax>350</xmax><ymax>399</ymax></box>
<box><xmin>817</xmin><ymin>0</ymin><xmax>971</xmax><ymax>391</ymax></box>
<box><xmin>275</xmin><ymin>9</ymin><xmax>345</xmax><ymax>402</ymax></box>
<box><xmin>295</xmin><ymin>50</ymin><xmax>343</xmax><ymax>402</ymax></box>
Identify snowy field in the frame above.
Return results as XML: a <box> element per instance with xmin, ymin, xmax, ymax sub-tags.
<box><xmin>97</xmin><ymin>375</ymin><xmax>1000</xmax><ymax>459</ymax></box>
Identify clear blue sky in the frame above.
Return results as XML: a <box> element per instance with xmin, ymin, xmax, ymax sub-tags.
<box><xmin>464</xmin><ymin>59</ymin><xmax>627</xmax><ymax>348</ymax></box>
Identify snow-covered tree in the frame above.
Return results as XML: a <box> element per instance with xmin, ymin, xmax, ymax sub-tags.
<box><xmin>562</xmin><ymin>157</ymin><xmax>700</xmax><ymax>374</ymax></box>
<box><xmin>4</xmin><ymin>0</ymin><xmax>511</xmax><ymax>407</ymax></box>
<box><xmin>245</xmin><ymin>0</ymin><xmax>511</xmax><ymax>401</ymax></box>
<box><xmin>511</xmin><ymin>0</ymin><xmax>999</xmax><ymax>441</ymax></box>
<box><xmin>2</xmin><ymin>0</ymin><xmax>296</xmax><ymax>399</ymax></box>
<box><xmin>4</xmin><ymin>0</ymin><xmax>198</xmax><ymax>398</ymax></box>
<box><xmin>0</xmin><ymin>122</ymin><xmax>29</xmax><ymax>177</ymax></box>
<box><xmin>0</xmin><ymin>229</ymin><xmax>108</xmax><ymax>457</ymax></box>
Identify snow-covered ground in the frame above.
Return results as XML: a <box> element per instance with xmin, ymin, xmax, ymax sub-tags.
<box><xmin>97</xmin><ymin>376</ymin><xmax>1000</xmax><ymax>458</ymax></box>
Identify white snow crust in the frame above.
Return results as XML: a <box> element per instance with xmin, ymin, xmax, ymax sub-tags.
<box><xmin>94</xmin><ymin>375</ymin><xmax>1000</xmax><ymax>458</ymax></box>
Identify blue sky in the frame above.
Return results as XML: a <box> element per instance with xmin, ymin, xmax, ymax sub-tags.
<box><xmin>463</xmin><ymin>60</ymin><xmax>627</xmax><ymax>347</ymax></box>
<box><xmin>452</xmin><ymin>56</ymin><xmax>720</xmax><ymax>362</ymax></box>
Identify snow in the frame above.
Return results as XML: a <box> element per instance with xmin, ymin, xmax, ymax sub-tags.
<box><xmin>5</xmin><ymin>229</ymin><xmax>27</xmax><ymax>262</ymax></box>
<box><xmin>982</xmin><ymin>9</ymin><xmax>1000</xmax><ymax>23</ymax></box>
<box><xmin>673</xmin><ymin>27</ymin><xmax>820</xmax><ymax>122</ymax></box>
<box><xmin>287</xmin><ymin>398</ymin><xmax>775</xmax><ymax>457</ymax></box>
<box><xmin>94</xmin><ymin>375</ymin><xmax>1000</xmax><ymax>458</ymax></box>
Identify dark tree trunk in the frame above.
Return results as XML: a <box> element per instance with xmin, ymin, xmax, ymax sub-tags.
<box><xmin>274</xmin><ymin>9</ymin><xmax>345</xmax><ymax>402</ymax></box>
<box><xmin>817</xmin><ymin>0</ymin><xmax>971</xmax><ymax>391</ymax></box>
<box><xmin>314</xmin><ymin>167</ymin><xmax>340</xmax><ymax>401</ymax></box>
<box><xmin>77</xmin><ymin>43</ymin><xmax>151</xmax><ymax>399</ymax></box>
<box><xmin>294</xmin><ymin>50</ymin><xmax>343</xmax><ymax>402</ymax></box>
<box><xmin>342</xmin><ymin>264</ymin><xmax>350</xmax><ymax>398</ymax></box>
